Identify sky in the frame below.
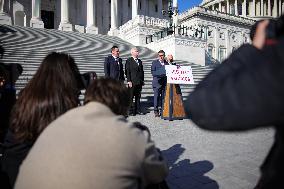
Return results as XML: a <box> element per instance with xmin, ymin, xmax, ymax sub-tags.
<box><xmin>178</xmin><ymin>0</ymin><xmax>203</xmax><ymax>13</ymax></box>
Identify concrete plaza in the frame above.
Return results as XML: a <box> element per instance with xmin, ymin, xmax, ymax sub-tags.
<box><xmin>128</xmin><ymin>111</ymin><xmax>274</xmax><ymax>189</ymax></box>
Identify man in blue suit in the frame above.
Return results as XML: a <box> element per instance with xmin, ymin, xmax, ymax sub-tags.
<box><xmin>151</xmin><ymin>50</ymin><xmax>168</xmax><ymax>117</ymax></box>
<box><xmin>104</xmin><ymin>46</ymin><xmax>125</xmax><ymax>81</ymax></box>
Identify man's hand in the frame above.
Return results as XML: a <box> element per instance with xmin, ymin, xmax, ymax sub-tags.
<box><xmin>127</xmin><ymin>81</ymin><xmax>132</xmax><ymax>88</ymax></box>
<box><xmin>253</xmin><ymin>20</ymin><xmax>269</xmax><ymax>50</ymax></box>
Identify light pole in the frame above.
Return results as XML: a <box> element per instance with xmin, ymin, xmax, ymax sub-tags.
<box><xmin>162</xmin><ymin>0</ymin><xmax>174</xmax><ymax>35</ymax></box>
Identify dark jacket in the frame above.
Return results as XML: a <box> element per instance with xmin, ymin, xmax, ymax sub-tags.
<box><xmin>1</xmin><ymin>130</ymin><xmax>33</xmax><ymax>188</ymax></box>
<box><xmin>151</xmin><ymin>59</ymin><xmax>168</xmax><ymax>88</ymax></box>
<box><xmin>125</xmin><ymin>57</ymin><xmax>144</xmax><ymax>86</ymax></box>
<box><xmin>185</xmin><ymin>40</ymin><xmax>284</xmax><ymax>188</ymax></box>
<box><xmin>104</xmin><ymin>55</ymin><xmax>124</xmax><ymax>81</ymax></box>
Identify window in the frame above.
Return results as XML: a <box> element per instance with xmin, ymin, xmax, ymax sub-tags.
<box><xmin>155</xmin><ymin>4</ymin><xmax>158</xmax><ymax>12</ymax></box>
<box><xmin>208</xmin><ymin>46</ymin><xmax>214</xmax><ymax>58</ymax></box>
<box><xmin>219</xmin><ymin>47</ymin><xmax>226</xmax><ymax>62</ymax></box>
<box><xmin>128</xmin><ymin>0</ymin><xmax>131</xmax><ymax>7</ymax></box>
<box><xmin>140</xmin><ymin>1</ymin><xmax>142</xmax><ymax>10</ymax></box>
<box><xmin>219</xmin><ymin>32</ymin><xmax>225</xmax><ymax>39</ymax></box>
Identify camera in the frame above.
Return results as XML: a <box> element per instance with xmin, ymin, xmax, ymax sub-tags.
<box><xmin>265</xmin><ymin>16</ymin><xmax>284</xmax><ymax>40</ymax></box>
<box><xmin>249</xmin><ymin>15</ymin><xmax>284</xmax><ymax>42</ymax></box>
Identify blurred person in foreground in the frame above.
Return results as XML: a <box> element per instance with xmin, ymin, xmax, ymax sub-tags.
<box><xmin>125</xmin><ymin>47</ymin><xmax>144</xmax><ymax>116</ymax></box>
<box><xmin>185</xmin><ymin>16</ymin><xmax>284</xmax><ymax>189</ymax></box>
<box><xmin>15</xmin><ymin>77</ymin><xmax>168</xmax><ymax>189</ymax></box>
<box><xmin>1</xmin><ymin>52</ymin><xmax>82</xmax><ymax>188</ymax></box>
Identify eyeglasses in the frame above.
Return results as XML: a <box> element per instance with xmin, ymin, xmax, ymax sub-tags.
<box><xmin>158</xmin><ymin>54</ymin><xmax>164</xmax><ymax>57</ymax></box>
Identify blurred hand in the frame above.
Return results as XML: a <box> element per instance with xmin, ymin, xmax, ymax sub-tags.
<box><xmin>128</xmin><ymin>81</ymin><xmax>132</xmax><ymax>88</ymax></box>
<box><xmin>252</xmin><ymin>20</ymin><xmax>269</xmax><ymax>50</ymax></box>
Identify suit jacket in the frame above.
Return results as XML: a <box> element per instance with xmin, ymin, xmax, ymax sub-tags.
<box><xmin>104</xmin><ymin>55</ymin><xmax>125</xmax><ymax>81</ymax></box>
<box><xmin>15</xmin><ymin>102</ymin><xmax>168</xmax><ymax>189</ymax></box>
<box><xmin>125</xmin><ymin>57</ymin><xmax>144</xmax><ymax>86</ymax></box>
<box><xmin>185</xmin><ymin>40</ymin><xmax>284</xmax><ymax>188</ymax></box>
<box><xmin>151</xmin><ymin>59</ymin><xmax>168</xmax><ymax>88</ymax></box>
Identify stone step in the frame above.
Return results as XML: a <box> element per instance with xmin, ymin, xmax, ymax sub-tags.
<box><xmin>0</xmin><ymin>24</ymin><xmax>215</xmax><ymax>101</ymax></box>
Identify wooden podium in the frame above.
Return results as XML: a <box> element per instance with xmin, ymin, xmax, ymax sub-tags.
<box><xmin>161</xmin><ymin>84</ymin><xmax>186</xmax><ymax>121</ymax></box>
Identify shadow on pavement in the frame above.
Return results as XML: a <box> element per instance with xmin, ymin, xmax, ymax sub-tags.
<box><xmin>162</xmin><ymin>144</ymin><xmax>219</xmax><ymax>189</ymax></box>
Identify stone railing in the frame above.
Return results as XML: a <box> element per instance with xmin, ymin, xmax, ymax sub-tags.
<box><xmin>179</xmin><ymin>6</ymin><xmax>255</xmax><ymax>26</ymax></box>
<box><xmin>119</xmin><ymin>15</ymin><xmax>168</xmax><ymax>34</ymax></box>
<box><xmin>145</xmin><ymin>24</ymin><xmax>207</xmax><ymax>44</ymax></box>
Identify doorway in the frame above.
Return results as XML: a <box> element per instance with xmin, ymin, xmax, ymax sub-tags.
<box><xmin>41</xmin><ymin>10</ymin><xmax>54</xmax><ymax>29</ymax></box>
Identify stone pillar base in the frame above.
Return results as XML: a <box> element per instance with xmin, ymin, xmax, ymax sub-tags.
<box><xmin>86</xmin><ymin>25</ymin><xmax>98</xmax><ymax>34</ymax></box>
<box><xmin>75</xmin><ymin>25</ymin><xmax>85</xmax><ymax>33</ymax></box>
<box><xmin>30</xmin><ymin>18</ymin><xmax>44</xmax><ymax>28</ymax></box>
<box><xmin>0</xmin><ymin>13</ymin><xmax>12</xmax><ymax>25</ymax></box>
<box><xmin>58</xmin><ymin>23</ymin><xmax>73</xmax><ymax>32</ymax></box>
<box><xmin>108</xmin><ymin>28</ymin><xmax>119</xmax><ymax>36</ymax></box>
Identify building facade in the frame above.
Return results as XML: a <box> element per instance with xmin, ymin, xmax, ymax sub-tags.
<box><xmin>0</xmin><ymin>0</ymin><xmax>171</xmax><ymax>34</ymax></box>
<box><xmin>201</xmin><ymin>0</ymin><xmax>284</xmax><ymax>18</ymax></box>
<box><xmin>1</xmin><ymin>0</ymin><xmax>283</xmax><ymax>64</ymax></box>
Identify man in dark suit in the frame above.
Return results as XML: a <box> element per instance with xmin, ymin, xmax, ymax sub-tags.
<box><xmin>125</xmin><ymin>47</ymin><xmax>144</xmax><ymax>116</ymax></box>
<box><xmin>151</xmin><ymin>50</ymin><xmax>168</xmax><ymax>117</ymax></box>
<box><xmin>104</xmin><ymin>46</ymin><xmax>124</xmax><ymax>81</ymax></box>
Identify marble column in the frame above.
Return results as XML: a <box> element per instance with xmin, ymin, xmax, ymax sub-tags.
<box><xmin>235</xmin><ymin>0</ymin><xmax>239</xmax><ymax>15</ymax></box>
<box><xmin>279</xmin><ymin>0</ymin><xmax>282</xmax><ymax>15</ymax></box>
<box><xmin>132</xmin><ymin>0</ymin><xmax>138</xmax><ymax>18</ymax></box>
<box><xmin>243</xmin><ymin>0</ymin><xmax>247</xmax><ymax>16</ymax></box>
<box><xmin>272</xmin><ymin>0</ymin><xmax>277</xmax><ymax>16</ymax></box>
<box><xmin>108</xmin><ymin>0</ymin><xmax>119</xmax><ymax>36</ymax></box>
<box><xmin>0</xmin><ymin>0</ymin><xmax>11</xmax><ymax>25</ymax></box>
<box><xmin>268</xmin><ymin>0</ymin><xmax>271</xmax><ymax>16</ymax></box>
<box><xmin>252</xmin><ymin>0</ymin><xmax>256</xmax><ymax>16</ymax></box>
<box><xmin>219</xmin><ymin>2</ymin><xmax>222</xmax><ymax>11</ymax></box>
<box><xmin>261</xmin><ymin>0</ymin><xmax>263</xmax><ymax>15</ymax></box>
<box><xmin>59</xmin><ymin>0</ymin><xmax>73</xmax><ymax>31</ymax></box>
<box><xmin>282</xmin><ymin>0</ymin><xmax>284</xmax><ymax>14</ymax></box>
<box><xmin>30</xmin><ymin>0</ymin><xmax>44</xmax><ymax>28</ymax></box>
<box><xmin>227</xmin><ymin>0</ymin><xmax>230</xmax><ymax>13</ymax></box>
<box><xmin>86</xmin><ymin>0</ymin><xmax>98</xmax><ymax>34</ymax></box>
<box><xmin>0</xmin><ymin>0</ymin><xmax>4</xmax><ymax>13</ymax></box>
<box><xmin>173</xmin><ymin>0</ymin><xmax>179</xmax><ymax>26</ymax></box>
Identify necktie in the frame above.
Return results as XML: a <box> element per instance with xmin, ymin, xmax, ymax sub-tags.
<box><xmin>115</xmin><ymin>58</ymin><xmax>119</xmax><ymax>65</ymax></box>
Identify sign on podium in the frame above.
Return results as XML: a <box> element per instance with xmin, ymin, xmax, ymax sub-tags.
<box><xmin>161</xmin><ymin>65</ymin><xmax>194</xmax><ymax>121</ymax></box>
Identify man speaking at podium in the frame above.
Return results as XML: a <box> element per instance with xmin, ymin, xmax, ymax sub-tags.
<box><xmin>151</xmin><ymin>50</ymin><xmax>169</xmax><ymax>117</ymax></box>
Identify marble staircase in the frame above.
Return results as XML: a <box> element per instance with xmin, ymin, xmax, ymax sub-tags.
<box><xmin>0</xmin><ymin>24</ymin><xmax>216</xmax><ymax>105</ymax></box>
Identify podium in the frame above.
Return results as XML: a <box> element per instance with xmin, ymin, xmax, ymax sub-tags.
<box><xmin>161</xmin><ymin>84</ymin><xmax>186</xmax><ymax>121</ymax></box>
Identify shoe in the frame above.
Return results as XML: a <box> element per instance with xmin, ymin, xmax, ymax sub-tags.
<box><xmin>129</xmin><ymin>112</ymin><xmax>136</xmax><ymax>116</ymax></box>
<box><xmin>136</xmin><ymin>111</ymin><xmax>144</xmax><ymax>115</ymax></box>
<box><xmin>154</xmin><ymin>112</ymin><xmax>159</xmax><ymax>117</ymax></box>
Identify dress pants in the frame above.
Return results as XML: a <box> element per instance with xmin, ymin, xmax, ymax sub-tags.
<box><xmin>153</xmin><ymin>85</ymin><xmax>166</xmax><ymax>113</ymax></box>
<box><xmin>129</xmin><ymin>84</ymin><xmax>142</xmax><ymax>113</ymax></box>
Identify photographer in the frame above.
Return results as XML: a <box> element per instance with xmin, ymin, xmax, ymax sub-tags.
<box><xmin>0</xmin><ymin>62</ymin><xmax>22</xmax><ymax>143</ymax></box>
<box><xmin>185</xmin><ymin>16</ymin><xmax>284</xmax><ymax>188</ymax></box>
<box><xmin>1</xmin><ymin>52</ymin><xmax>81</xmax><ymax>188</ymax></box>
<box><xmin>15</xmin><ymin>78</ymin><xmax>169</xmax><ymax>189</ymax></box>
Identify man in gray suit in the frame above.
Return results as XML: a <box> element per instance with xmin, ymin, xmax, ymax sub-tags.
<box><xmin>15</xmin><ymin>78</ymin><xmax>168</xmax><ymax>189</ymax></box>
